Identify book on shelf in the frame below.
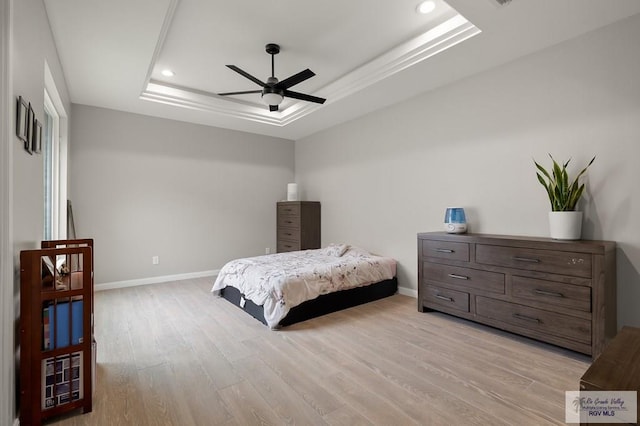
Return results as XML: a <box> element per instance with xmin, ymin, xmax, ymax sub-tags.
<box><xmin>41</xmin><ymin>351</ymin><xmax>84</xmax><ymax>410</ymax></box>
<box><xmin>42</xmin><ymin>306</ymin><xmax>51</xmax><ymax>350</ymax></box>
<box><xmin>42</xmin><ymin>300</ymin><xmax>83</xmax><ymax>350</ymax></box>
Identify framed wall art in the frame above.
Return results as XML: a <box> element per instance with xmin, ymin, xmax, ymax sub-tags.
<box><xmin>16</xmin><ymin>96</ymin><xmax>28</xmax><ymax>142</ymax></box>
<box><xmin>32</xmin><ymin>119</ymin><xmax>42</xmax><ymax>154</ymax></box>
<box><xmin>25</xmin><ymin>103</ymin><xmax>34</xmax><ymax>154</ymax></box>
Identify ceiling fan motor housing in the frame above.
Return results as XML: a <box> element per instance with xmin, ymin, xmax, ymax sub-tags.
<box><xmin>262</xmin><ymin>86</ymin><xmax>283</xmax><ymax>96</ymax></box>
<box><xmin>263</xmin><ymin>76</ymin><xmax>283</xmax><ymax>103</ymax></box>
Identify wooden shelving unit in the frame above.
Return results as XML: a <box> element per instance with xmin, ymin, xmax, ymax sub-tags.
<box><xmin>20</xmin><ymin>239</ymin><xmax>94</xmax><ymax>425</ymax></box>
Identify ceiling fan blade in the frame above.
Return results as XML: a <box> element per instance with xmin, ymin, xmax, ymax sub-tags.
<box><xmin>269</xmin><ymin>105</ymin><xmax>279</xmax><ymax>112</ymax></box>
<box><xmin>283</xmin><ymin>90</ymin><xmax>326</xmax><ymax>104</ymax></box>
<box><xmin>226</xmin><ymin>65</ymin><xmax>266</xmax><ymax>87</ymax></box>
<box><xmin>218</xmin><ymin>90</ymin><xmax>262</xmax><ymax>96</ymax></box>
<box><xmin>275</xmin><ymin>69</ymin><xmax>315</xmax><ymax>90</ymax></box>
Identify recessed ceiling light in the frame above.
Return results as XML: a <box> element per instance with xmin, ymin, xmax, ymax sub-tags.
<box><xmin>161</xmin><ymin>69</ymin><xmax>175</xmax><ymax>77</ymax></box>
<box><xmin>416</xmin><ymin>1</ymin><xmax>436</xmax><ymax>14</ymax></box>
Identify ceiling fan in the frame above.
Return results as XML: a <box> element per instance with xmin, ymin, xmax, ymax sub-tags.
<box><xmin>218</xmin><ymin>43</ymin><xmax>326</xmax><ymax>112</ymax></box>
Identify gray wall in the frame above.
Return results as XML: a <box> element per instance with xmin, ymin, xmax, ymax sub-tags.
<box><xmin>70</xmin><ymin>105</ymin><xmax>295</xmax><ymax>284</ymax></box>
<box><xmin>12</xmin><ymin>0</ymin><xmax>71</xmax><ymax>250</ymax></box>
<box><xmin>295</xmin><ymin>13</ymin><xmax>640</xmax><ymax>328</ymax></box>
<box><xmin>6</xmin><ymin>0</ymin><xmax>72</xmax><ymax>423</ymax></box>
<box><xmin>0</xmin><ymin>1</ymin><xmax>10</xmax><ymax>424</ymax></box>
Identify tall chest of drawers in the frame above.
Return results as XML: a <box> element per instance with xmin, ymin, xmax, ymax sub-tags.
<box><xmin>418</xmin><ymin>232</ymin><xmax>617</xmax><ymax>358</ymax></box>
<box><xmin>277</xmin><ymin>201</ymin><xmax>321</xmax><ymax>253</ymax></box>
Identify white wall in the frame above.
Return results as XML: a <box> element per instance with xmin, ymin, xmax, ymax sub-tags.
<box><xmin>12</xmin><ymin>0</ymin><xmax>70</xmax><ymax>250</ymax></box>
<box><xmin>1</xmin><ymin>0</ymin><xmax>13</xmax><ymax>423</ymax></box>
<box><xmin>296</xmin><ymin>13</ymin><xmax>640</xmax><ymax>327</ymax></box>
<box><xmin>70</xmin><ymin>105</ymin><xmax>294</xmax><ymax>284</ymax></box>
<box><xmin>6</xmin><ymin>0</ymin><xmax>72</xmax><ymax>423</ymax></box>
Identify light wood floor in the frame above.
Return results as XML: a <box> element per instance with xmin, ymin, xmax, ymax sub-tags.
<box><xmin>49</xmin><ymin>277</ymin><xmax>590</xmax><ymax>425</ymax></box>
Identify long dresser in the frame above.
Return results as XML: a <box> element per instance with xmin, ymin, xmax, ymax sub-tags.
<box><xmin>418</xmin><ymin>232</ymin><xmax>617</xmax><ymax>358</ymax></box>
<box><xmin>277</xmin><ymin>201</ymin><xmax>321</xmax><ymax>253</ymax></box>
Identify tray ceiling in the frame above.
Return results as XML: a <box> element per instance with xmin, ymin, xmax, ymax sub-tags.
<box><xmin>43</xmin><ymin>0</ymin><xmax>640</xmax><ymax>139</ymax></box>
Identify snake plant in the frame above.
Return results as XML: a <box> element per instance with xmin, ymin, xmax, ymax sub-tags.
<box><xmin>534</xmin><ymin>154</ymin><xmax>595</xmax><ymax>211</ymax></box>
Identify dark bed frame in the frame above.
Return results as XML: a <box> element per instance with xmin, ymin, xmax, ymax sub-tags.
<box><xmin>219</xmin><ymin>277</ymin><xmax>398</xmax><ymax>328</ymax></box>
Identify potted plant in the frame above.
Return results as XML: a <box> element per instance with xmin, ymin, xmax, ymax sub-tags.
<box><xmin>534</xmin><ymin>154</ymin><xmax>595</xmax><ymax>240</ymax></box>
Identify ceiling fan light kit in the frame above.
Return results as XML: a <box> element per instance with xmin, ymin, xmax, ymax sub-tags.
<box><xmin>219</xmin><ymin>43</ymin><xmax>326</xmax><ymax>112</ymax></box>
<box><xmin>261</xmin><ymin>74</ymin><xmax>283</xmax><ymax>106</ymax></box>
<box><xmin>262</xmin><ymin>92</ymin><xmax>283</xmax><ymax>106</ymax></box>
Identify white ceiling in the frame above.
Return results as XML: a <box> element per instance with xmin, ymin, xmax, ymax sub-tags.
<box><xmin>44</xmin><ymin>0</ymin><xmax>640</xmax><ymax>140</ymax></box>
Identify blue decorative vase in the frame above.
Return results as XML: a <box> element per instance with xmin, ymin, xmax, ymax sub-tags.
<box><xmin>444</xmin><ymin>207</ymin><xmax>467</xmax><ymax>233</ymax></box>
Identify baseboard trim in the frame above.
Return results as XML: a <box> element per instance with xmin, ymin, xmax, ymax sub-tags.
<box><xmin>97</xmin><ymin>272</ymin><xmax>417</xmax><ymax>298</ymax></box>
<box><xmin>397</xmin><ymin>286</ymin><xmax>417</xmax><ymax>298</ymax></box>
<box><xmin>96</xmin><ymin>270</ymin><xmax>219</xmax><ymax>292</ymax></box>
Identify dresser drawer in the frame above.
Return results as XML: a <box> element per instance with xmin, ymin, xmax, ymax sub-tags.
<box><xmin>476</xmin><ymin>244</ymin><xmax>592</xmax><ymax>278</ymax></box>
<box><xmin>277</xmin><ymin>203</ymin><xmax>300</xmax><ymax>216</ymax></box>
<box><xmin>423</xmin><ymin>285</ymin><xmax>469</xmax><ymax>313</ymax></box>
<box><xmin>277</xmin><ymin>228</ymin><xmax>299</xmax><ymax>242</ymax></box>
<box><xmin>476</xmin><ymin>296</ymin><xmax>591</xmax><ymax>344</ymax></box>
<box><xmin>277</xmin><ymin>240</ymin><xmax>300</xmax><ymax>253</ymax></box>
<box><xmin>421</xmin><ymin>240</ymin><xmax>469</xmax><ymax>263</ymax></box>
<box><xmin>277</xmin><ymin>215</ymin><xmax>300</xmax><ymax>229</ymax></box>
<box><xmin>512</xmin><ymin>276</ymin><xmax>591</xmax><ymax>312</ymax></box>
<box><xmin>423</xmin><ymin>263</ymin><xmax>505</xmax><ymax>294</ymax></box>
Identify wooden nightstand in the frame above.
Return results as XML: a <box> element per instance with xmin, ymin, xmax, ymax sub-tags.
<box><xmin>580</xmin><ymin>326</ymin><xmax>640</xmax><ymax>424</ymax></box>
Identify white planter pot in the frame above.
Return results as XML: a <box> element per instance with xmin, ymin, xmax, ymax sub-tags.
<box><xmin>548</xmin><ymin>211</ymin><xmax>583</xmax><ymax>240</ymax></box>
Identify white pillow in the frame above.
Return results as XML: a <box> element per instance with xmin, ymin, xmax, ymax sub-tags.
<box><xmin>322</xmin><ymin>243</ymin><xmax>349</xmax><ymax>257</ymax></box>
<box><xmin>343</xmin><ymin>245</ymin><xmax>372</xmax><ymax>257</ymax></box>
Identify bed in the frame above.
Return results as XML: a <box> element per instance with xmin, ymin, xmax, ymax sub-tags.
<box><xmin>211</xmin><ymin>244</ymin><xmax>397</xmax><ymax>329</ymax></box>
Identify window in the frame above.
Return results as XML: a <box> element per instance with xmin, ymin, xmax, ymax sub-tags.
<box><xmin>43</xmin><ymin>62</ymin><xmax>68</xmax><ymax>241</ymax></box>
<box><xmin>43</xmin><ymin>92</ymin><xmax>59</xmax><ymax>240</ymax></box>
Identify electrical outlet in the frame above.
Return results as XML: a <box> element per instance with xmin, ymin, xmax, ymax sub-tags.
<box><xmin>265</xmin><ymin>247</ymin><xmax>271</xmax><ymax>255</ymax></box>
<box><xmin>152</xmin><ymin>256</ymin><xmax>159</xmax><ymax>265</ymax></box>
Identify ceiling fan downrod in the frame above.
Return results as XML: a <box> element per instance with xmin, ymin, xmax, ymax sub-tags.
<box><xmin>266</xmin><ymin>43</ymin><xmax>280</xmax><ymax>82</ymax></box>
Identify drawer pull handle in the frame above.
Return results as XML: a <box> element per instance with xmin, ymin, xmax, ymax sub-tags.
<box><xmin>435</xmin><ymin>294</ymin><xmax>454</xmax><ymax>302</ymax></box>
<box><xmin>534</xmin><ymin>289</ymin><xmax>564</xmax><ymax>298</ymax></box>
<box><xmin>448</xmin><ymin>273</ymin><xmax>469</xmax><ymax>280</ymax></box>
<box><xmin>512</xmin><ymin>256</ymin><xmax>540</xmax><ymax>263</ymax></box>
<box><xmin>512</xmin><ymin>313</ymin><xmax>540</xmax><ymax>323</ymax></box>
<box><xmin>434</xmin><ymin>249</ymin><xmax>454</xmax><ymax>253</ymax></box>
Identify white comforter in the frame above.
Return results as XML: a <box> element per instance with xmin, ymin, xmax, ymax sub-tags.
<box><xmin>211</xmin><ymin>244</ymin><xmax>397</xmax><ymax>328</ymax></box>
